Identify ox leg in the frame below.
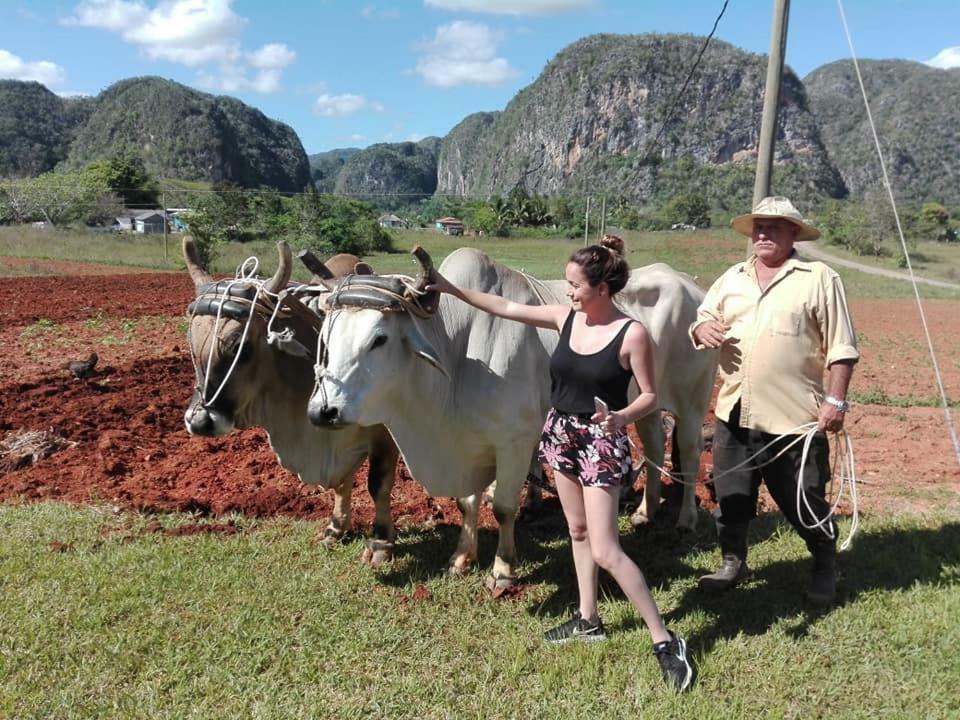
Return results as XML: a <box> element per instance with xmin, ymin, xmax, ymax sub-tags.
<box><xmin>448</xmin><ymin>494</ymin><xmax>480</xmax><ymax>577</ymax></box>
<box><xmin>485</xmin><ymin>447</ymin><xmax>530</xmax><ymax>592</ymax></box>
<box><xmin>320</xmin><ymin>479</ymin><xmax>353</xmax><ymax>548</ymax></box>
<box><xmin>361</xmin><ymin>428</ymin><xmax>400</xmax><ymax>566</ymax></box>
<box><xmin>673</xmin><ymin>413</ymin><xmax>705</xmax><ymax>530</ymax></box>
<box><xmin>631</xmin><ymin>414</ymin><xmax>666</xmax><ymax>527</ymax></box>
<box><xmin>519</xmin><ymin>454</ymin><xmax>545</xmax><ymax>519</ymax></box>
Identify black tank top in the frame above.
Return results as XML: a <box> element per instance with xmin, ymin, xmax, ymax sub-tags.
<box><xmin>550</xmin><ymin>309</ymin><xmax>634</xmax><ymax>414</ymax></box>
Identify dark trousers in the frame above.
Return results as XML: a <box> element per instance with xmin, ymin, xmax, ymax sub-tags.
<box><xmin>712</xmin><ymin>403</ymin><xmax>836</xmax><ymax>558</ymax></box>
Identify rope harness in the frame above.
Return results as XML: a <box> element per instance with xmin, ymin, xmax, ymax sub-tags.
<box><xmin>310</xmin><ymin>271</ymin><xmax>438</xmax><ymax>413</ymax></box>
<box><xmin>186</xmin><ymin>257</ymin><xmax>321</xmax><ymax>409</ymax></box>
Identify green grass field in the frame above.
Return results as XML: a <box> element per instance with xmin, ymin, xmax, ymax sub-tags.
<box><xmin>1</xmin><ymin>504</ymin><xmax>957</xmax><ymax>719</ymax></box>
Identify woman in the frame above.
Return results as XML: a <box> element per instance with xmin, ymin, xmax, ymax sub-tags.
<box><xmin>428</xmin><ymin>235</ymin><xmax>695</xmax><ymax>692</ymax></box>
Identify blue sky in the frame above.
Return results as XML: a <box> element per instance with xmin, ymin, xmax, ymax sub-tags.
<box><xmin>2</xmin><ymin>0</ymin><xmax>958</xmax><ymax>155</ymax></box>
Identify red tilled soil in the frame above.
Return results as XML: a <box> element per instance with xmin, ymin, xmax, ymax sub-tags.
<box><xmin>2</xmin><ymin>260</ymin><xmax>959</xmax><ymax>534</ymax></box>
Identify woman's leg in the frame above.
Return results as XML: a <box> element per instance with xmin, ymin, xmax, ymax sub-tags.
<box><xmin>582</xmin><ymin>484</ymin><xmax>670</xmax><ymax>644</ymax></box>
<box><xmin>554</xmin><ymin>470</ymin><xmax>599</xmax><ymax>622</ymax></box>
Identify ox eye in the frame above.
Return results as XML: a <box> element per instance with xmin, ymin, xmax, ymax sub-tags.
<box><xmin>370</xmin><ymin>334</ymin><xmax>388</xmax><ymax>350</ymax></box>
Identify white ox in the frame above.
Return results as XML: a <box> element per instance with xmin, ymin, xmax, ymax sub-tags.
<box><xmin>182</xmin><ymin>238</ymin><xmax>399</xmax><ymax>561</ymax></box>
<box><xmin>308</xmin><ymin>247</ymin><xmax>552</xmax><ymax>586</ymax></box>
<box><xmin>306</xmin><ymin>247</ymin><xmax>717</xmax><ymax>587</ymax></box>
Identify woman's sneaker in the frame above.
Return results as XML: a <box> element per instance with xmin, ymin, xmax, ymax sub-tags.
<box><xmin>544</xmin><ymin>611</ymin><xmax>607</xmax><ymax>644</ymax></box>
<box><xmin>653</xmin><ymin>630</ymin><xmax>695</xmax><ymax>691</ymax></box>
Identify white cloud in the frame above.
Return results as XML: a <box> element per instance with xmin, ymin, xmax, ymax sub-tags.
<box><xmin>361</xmin><ymin>4</ymin><xmax>401</xmax><ymax>20</ymax></box>
<box><xmin>926</xmin><ymin>46</ymin><xmax>960</xmax><ymax>69</ymax></box>
<box><xmin>247</xmin><ymin>43</ymin><xmax>295</xmax><ymax>70</ymax></box>
<box><xmin>62</xmin><ymin>1</ymin><xmax>294</xmax><ymax>92</ymax></box>
<box><xmin>0</xmin><ymin>49</ymin><xmax>66</xmax><ymax>86</ymax></box>
<box><xmin>424</xmin><ymin>0</ymin><xmax>594</xmax><ymax>15</ymax></box>
<box><xmin>314</xmin><ymin>93</ymin><xmax>383</xmax><ymax>117</ymax></box>
<box><xmin>415</xmin><ymin>21</ymin><xmax>516</xmax><ymax>87</ymax></box>
<box><xmin>63</xmin><ymin>0</ymin><xmax>149</xmax><ymax>31</ymax></box>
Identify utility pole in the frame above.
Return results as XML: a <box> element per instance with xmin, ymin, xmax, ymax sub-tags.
<box><xmin>584</xmin><ymin>195</ymin><xmax>591</xmax><ymax>246</ymax></box>
<box><xmin>162</xmin><ymin>189</ymin><xmax>168</xmax><ymax>261</ymax></box>
<box><xmin>754</xmin><ymin>0</ymin><xmax>790</xmax><ymax>207</ymax></box>
<box><xmin>751</xmin><ymin>0</ymin><xmax>790</xmax><ymax>255</ymax></box>
<box><xmin>598</xmin><ymin>195</ymin><xmax>607</xmax><ymax>241</ymax></box>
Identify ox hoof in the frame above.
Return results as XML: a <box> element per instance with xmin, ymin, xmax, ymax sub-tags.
<box><xmin>361</xmin><ymin>539</ymin><xmax>395</xmax><ymax>566</ymax></box>
<box><xmin>485</xmin><ymin>573</ymin><xmax>518</xmax><ymax>596</ymax></box>
<box><xmin>446</xmin><ymin>559</ymin><xmax>473</xmax><ymax>578</ymax></box>
<box><xmin>318</xmin><ymin>526</ymin><xmax>345</xmax><ymax>548</ymax></box>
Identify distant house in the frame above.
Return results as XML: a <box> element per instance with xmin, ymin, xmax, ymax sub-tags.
<box><xmin>115</xmin><ymin>213</ymin><xmax>137</xmax><ymax>232</ymax></box>
<box><xmin>167</xmin><ymin>209</ymin><xmax>193</xmax><ymax>232</ymax></box>
<box><xmin>378</xmin><ymin>213</ymin><xmax>403</xmax><ymax>229</ymax></box>
<box><xmin>134</xmin><ymin>211</ymin><xmax>166</xmax><ymax>234</ymax></box>
<box><xmin>435</xmin><ymin>217</ymin><xmax>464</xmax><ymax>236</ymax></box>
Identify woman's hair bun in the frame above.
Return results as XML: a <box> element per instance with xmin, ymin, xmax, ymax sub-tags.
<box><xmin>600</xmin><ymin>234</ymin><xmax>625</xmax><ymax>256</ymax></box>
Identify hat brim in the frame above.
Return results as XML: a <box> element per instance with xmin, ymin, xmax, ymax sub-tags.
<box><xmin>730</xmin><ymin>213</ymin><xmax>821</xmax><ymax>242</ymax></box>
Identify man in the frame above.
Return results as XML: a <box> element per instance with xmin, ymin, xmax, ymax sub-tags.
<box><xmin>690</xmin><ymin>196</ymin><xmax>859</xmax><ymax>606</ymax></box>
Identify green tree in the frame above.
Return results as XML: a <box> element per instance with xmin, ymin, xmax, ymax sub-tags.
<box><xmin>0</xmin><ymin>168</ymin><xmax>113</xmax><ymax>226</ymax></box>
<box><xmin>85</xmin><ymin>146</ymin><xmax>159</xmax><ymax>208</ymax></box>
<box><xmin>293</xmin><ymin>188</ymin><xmax>393</xmax><ymax>255</ymax></box>
<box><xmin>916</xmin><ymin>202</ymin><xmax>957</xmax><ymax>243</ymax></box>
<box><xmin>660</xmin><ymin>192</ymin><xmax>711</xmax><ymax>228</ymax></box>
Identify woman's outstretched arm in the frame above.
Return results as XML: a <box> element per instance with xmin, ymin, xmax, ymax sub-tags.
<box><xmin>428</xmin><ymin>272</ymin><xmax>568</xmax><ymax>330</ymax></box>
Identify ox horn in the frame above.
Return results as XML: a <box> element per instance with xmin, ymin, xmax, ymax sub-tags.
<box><xmin>182</xmin><ymin>235</ymin><xmax>213</xmax><ymax>292</ymax></box>
<box><xmin>264</xmin><ymin>241</ymin><xmax>293</xmax><ymax>294</ymax></box>
<box><xmin>411</xmin><ymin>245</ymin><xmax>439</xmax><ymax>314</ymax></box>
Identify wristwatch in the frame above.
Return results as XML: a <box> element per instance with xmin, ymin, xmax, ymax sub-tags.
<box><xmin>824</xmin><ymin>395</ymin><xmax>849</xmax><ymax>412</ymax></box>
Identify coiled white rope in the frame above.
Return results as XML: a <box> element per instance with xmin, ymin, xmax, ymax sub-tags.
<box><xmin>636</xmin><ymin>421</ymin><xmax>860</xmax><ymax>549</ymax></box>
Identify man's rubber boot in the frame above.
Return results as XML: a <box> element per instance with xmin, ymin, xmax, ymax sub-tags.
<box><xmin>698</xmin><ymin>553</ymin><xmax>750</xmax><ymax>592</ymax></box>
<box><xmin>698</xmin><ymin>523</ymin><xmax>750</xmax><ymax>592</ymax></box>
<box><xmin>806</xmin><ymin>548</ymin><xmax>836</xmax><ymax>607</ymax></box>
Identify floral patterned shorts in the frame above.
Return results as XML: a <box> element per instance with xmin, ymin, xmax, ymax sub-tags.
<box><xmin>537</xmin><ymin>407</ymin><xmax>633</xmax><ymax>488</ymax></box>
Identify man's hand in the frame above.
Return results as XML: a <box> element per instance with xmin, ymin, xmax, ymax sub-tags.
<box><xmin>817</xmin><ymin>402</ymin><xmax>846</xmax><ymax>433</ymax></box>
<box><xmin>692</xmin><ymin>320</ymin><xmax>729</xmax><ymax>349</ymax></box>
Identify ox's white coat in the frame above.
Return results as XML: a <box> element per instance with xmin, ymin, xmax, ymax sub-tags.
<box><xmin>311</xmin><ymin>248</ymin><xmax>554</xmax><ymax>581</ymax></box>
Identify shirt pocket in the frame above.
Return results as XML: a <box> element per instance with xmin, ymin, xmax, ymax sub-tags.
<box><xmin>769</xmin><ymin>312</ymin><xmax>801</xmax><ymax>336</ymax></box>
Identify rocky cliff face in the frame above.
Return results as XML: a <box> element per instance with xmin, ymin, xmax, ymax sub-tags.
<box><xmin>437</xmin><ymin>33</ymin><xmax>845</xmax><ymax>202</ymax></box>
<box><xmin>804</xmin><ymin>60</ymin><xmax>960</xmax><ymax>205</ymax></box>
<box><xmin>309</xmin><ymin>148</ymin><xmax>360</xmax><ymax>193</ymax></box>
<box><xmin>333</xmin><ymin>137</ymin><xmax>441</xmax><ymax>201</ymax></box>
<box><xmin>1</xmin><ymin>77</ymin><xmax>310</xmax><ymax>191</ymax></box>
<box><xmin>64</xmin><ymin>77</ymin><xmax>310</xmax><ymax>192</ymax></box>
<box><xmin>0</xmin><ymin>81</ymin><xmax>93</xmax><ymax>178</ymax></box>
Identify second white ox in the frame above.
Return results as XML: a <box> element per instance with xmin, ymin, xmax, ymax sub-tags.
<box><xmin>307</xmin><ymin>247</ymin><xmax>717</xmax><ymax>586</ymax></box>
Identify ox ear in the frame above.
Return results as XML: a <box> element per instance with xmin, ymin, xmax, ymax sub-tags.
<box><xmin>404</xmin><ymin>324</ymin><xmax>449</xmax><ymax>379</ymax></box>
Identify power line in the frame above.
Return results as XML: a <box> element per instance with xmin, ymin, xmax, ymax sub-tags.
<box><xmin>641</xmin><ymin>0</ymin><xmax>731</xmax><ymax>162</ymax></box>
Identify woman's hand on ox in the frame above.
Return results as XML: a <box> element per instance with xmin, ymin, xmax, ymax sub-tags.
<box><xmin>425</xmin><ymin>272</ymin><xmax>457</xmax><ymax>296</ymax></box>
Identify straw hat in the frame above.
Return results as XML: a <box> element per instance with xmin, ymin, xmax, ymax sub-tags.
<box><xmin>730</xmin><ymin>196</ymin><xmax>821</xmax><ymax>241</ymax></box>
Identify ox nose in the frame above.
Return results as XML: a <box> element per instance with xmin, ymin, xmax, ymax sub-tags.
<box><xmin>185</xmin><ymin>405</ymin><xmax>214</xmax><ymax>435</ymax></box>
<box><xmin>308</xmin><ymin>404</ymin><xmax>341</xmax><ymax>426</ymax></box>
